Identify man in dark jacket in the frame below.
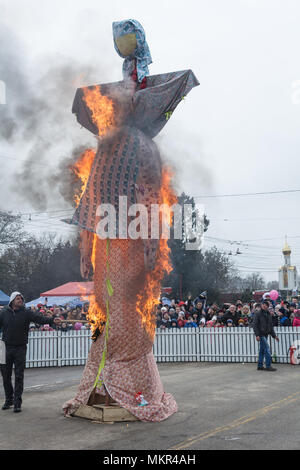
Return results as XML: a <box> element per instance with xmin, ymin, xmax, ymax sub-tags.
<box><xmin>0</xmin><ymin>291</ymin><xmax>59</xmax><ymax>412</ymax></box>
<box><xmin>253</xmin><ymin>300</ymin><xmax>279</xmax><ymax>371</ymax></box>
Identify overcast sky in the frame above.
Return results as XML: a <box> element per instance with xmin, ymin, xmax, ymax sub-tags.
<box><xmin>1</xmin><ymin>0</ymin><xmax>300</xmax><ymax>282</ymax></box>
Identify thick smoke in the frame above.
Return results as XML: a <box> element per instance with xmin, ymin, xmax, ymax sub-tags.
<box><xmin>0</xmin><ymin>21</ymin><xmax>106</xmax><ymax>211</ymax></box>
<box><xmin>156</xmin><ymin>132</ymin><xmax>213</xmax><ymax>198</ymax></box>
<box><xmin>0</xmin><ymin>20</ymin><xmax>212</xmax><ymax>215</ymax></box>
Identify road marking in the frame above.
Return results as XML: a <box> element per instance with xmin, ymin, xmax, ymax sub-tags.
<box><xmin>170</xmin><ymin>390</ymin><xmax>300</xmax><ymax>450</ymax></box>
<box><xmin>24</xmin><ymin>384</ymin><xmax>47</xmax><ymax>390</ymax></box>
<box><xmin>24</xmin><ymin>378</ymin><xmax>79</xmax><ymax>392</ymax></box>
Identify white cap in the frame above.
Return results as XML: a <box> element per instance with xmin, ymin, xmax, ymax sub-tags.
<box><xmin>9</xmin><ymin>291</ymin><xmax>24</xmax><ymax>306</ymax></box>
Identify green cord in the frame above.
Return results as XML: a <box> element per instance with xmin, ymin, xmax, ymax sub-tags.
<box><xmin>93</xmin><ymin>239</ymin><xmax>114</xmax><ymax>389</ymax></box>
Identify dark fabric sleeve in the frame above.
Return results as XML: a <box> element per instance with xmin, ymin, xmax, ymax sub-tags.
<box><xmin>28</xmin><ymin>310</ymin><xmax>54</xmax><ymax>326</ymax></box>
<box><xmin>72</xmin><ymin>70</ymin><xmax>200</xmax><ymax>139</ymax></box>
<box><xmin>253</xmin><ymin>313</ymin><xmax>260</xmax><ymax>337</ymax></box>
<box><xmin>269</xmin><ymin>318</ymin><xmax>277</xmax><ymax>338</ymax></box>
<box><xmin>222</xmin><ymin>312</ymin><xmax>229</xmax><ymax>324</ymax></box>
<box><xmin>132</xmin><ymin>69</ymin><xmax>200</xmax><ymax>138</ymax></box>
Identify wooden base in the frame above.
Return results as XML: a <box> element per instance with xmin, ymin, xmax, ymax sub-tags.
<box><xmin>73</xmin><ymin>403</ymin><xmax>138</xmax><ymax>423</ymax></box>
<box><xmin>87</xmin><ymin>389</ymin><xmax>116</xmax><ymax>406</ymax></box>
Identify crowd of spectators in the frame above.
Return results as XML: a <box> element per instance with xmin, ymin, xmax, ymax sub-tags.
<box><xmin>1</xmin><ymin>293</ymin><xmax>299</xmax><ymax>334</ymax></box>
<box><xmin>155</xmin><ymin>294</ymin><xmax>300</xmax><ymax>330</ymax></box>
<box><xmin>26</xmin><ymin>303</ymin><xmax>90</xmax><ymax>332</ymax></box>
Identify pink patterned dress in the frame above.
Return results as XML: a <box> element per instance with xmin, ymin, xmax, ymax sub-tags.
<box><xmin>63</xmin><ymin>69</ymin><xmax>199</xmax><ymax>421</ymax></box>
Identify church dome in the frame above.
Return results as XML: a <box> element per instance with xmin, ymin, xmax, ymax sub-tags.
<box><xmin>282</xmin><ymin>239</ymin><xmax>291</xmax><ymax>255</ymax></box>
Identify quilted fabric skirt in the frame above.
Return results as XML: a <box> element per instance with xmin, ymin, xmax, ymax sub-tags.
<box><xmin>63</xmin><ymin>237</ymin><xmax>178</xmax><ymax>422</ymax></box>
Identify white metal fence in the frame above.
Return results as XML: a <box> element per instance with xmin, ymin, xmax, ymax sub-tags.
<box><xmin>21</xmin><ymin>327</ymin><xmax>300</xmax><ymax>368</ymax></box>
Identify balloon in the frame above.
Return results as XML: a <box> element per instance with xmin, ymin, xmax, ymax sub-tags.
<box><xmin>269</xmin><ymin>290</ymin><xmax>279</xmax><ymax>301</ymax></box>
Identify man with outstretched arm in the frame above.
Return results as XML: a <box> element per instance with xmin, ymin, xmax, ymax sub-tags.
<box><xmin>253</xmin><ymin>300</ymin><xmax>279</xmax><ymax>372</ymax></box>
<box><xmin>0</xmin><ymin>291</ymin><xmax>60</xmax><ymax>412</ymax></box>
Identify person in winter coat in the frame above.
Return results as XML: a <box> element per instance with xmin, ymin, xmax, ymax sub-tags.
<box><xmin>278</xmin><ymin>308</ymin><xmax>291</xmax><ymax>326</ymax></box>
<box><xmin>292</xmin><ymin>309</ymin><xmax>300</xmax><ymax>327</ymax></box>
<box><xmin>241</xmin><ymin>305</ymin><xmax>250</xmax><ymax>319</ymax></box>
<box><xmin>156</xmin><ymin>314</ymin><xmax>163</xmax><ymax>328</ymax></box>
<box><xmin>273</xmin><ymin>305</ymin><xmax>282</xmax><ymax>326</ymax></box>
<box><xmin>0</xmin><ymin>292</ymin><xmax>60</xmax><ymax>412</ymax></box>
<box><xmin>168</xmin><ymin>308</ymin><xmax>177</xmax><ymax>320</ymax></box>
<box><xmin>161</xmin><ymin>312</ymin><xmax>172</xmax><ymax>329</ymax></box>
<box><xmin>186</xmin><ymin>304</ymin><xmax>196</xmax><ymax>317</ymax></box>
<box><xmin>194</xmin><ymin>301</ymin><xmax>204</xmax><ymax>318</ymax></box>
<box><xmin>269</xmin><ymin>307</ymin><xmax>279</xmax><ymax>327</ymax></box>
<box><xmin>253</xmin><ymin>300</ymin><xmax>279</xmax><ymax>371</ymax></box>
<box><xmin>184</xmin><ymin>316</ymin><xmax>198</xmax><ymax>328</ymax></box>
<box><xmin>222</xmin><ymin>304</ymin><xmax>241</xmax><ymax>326</ymax></box>
<box><xmin>170</xmin><ymin>320</ymin><xmax>179</xmax><ymax>329</ymax></box>
<box><xmin>205</xmin><ymin>307</ymin><xmax>216</xmax><ymax>322</ymax></box>
<box><xmin>177</xmin><ymin>312</ymin><xmax>186</xmax><ymax>328</ymax></box>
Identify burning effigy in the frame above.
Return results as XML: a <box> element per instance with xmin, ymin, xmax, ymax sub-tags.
<box><xmin>62</xmin><ymin>19</ymin><xmax>199</xmax><ymax>421</ymax></box>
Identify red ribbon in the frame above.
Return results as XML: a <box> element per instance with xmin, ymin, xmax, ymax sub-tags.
<box><xmin>131</xmin><ymin>65</ymin><xmax>147</xmax><ymax>89</ymax></box>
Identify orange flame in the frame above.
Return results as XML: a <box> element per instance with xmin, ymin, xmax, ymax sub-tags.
<box><xmin>83</xmin><ymin>85</ymin><xmax>115</xmax><ymax>136</ymax></box>
<box><xmin>71</xmin><ymin>86</ymin><xmax>116</xmax><ymax>335</ymax></box>
<box><xmin>72</xmin><ymin>148</ymin><xmax>96</xmax><ymax>207</ymax></box>
<box><xmin>136</xmin><ymin>166</ymin><xmax>177</xmax><ymax>340</ymax></box>
<box><xmin>76</xmin><ymin>282</ymin><xmax>90</xmax><ymax>303</ymax></box>
<box><xmin>86</xmin><ymin>235</ymin><xmax>106</xmax><ymax>334</ymax></box>
<box><xmin>71</xmin><ymin>86</ymin><xmax>176</xmax><ymax>339</ymax></box>
<box><xmin>86</xmin><ymin>293</ymin><xmax>106</xmax><ymax>335</ymax></box>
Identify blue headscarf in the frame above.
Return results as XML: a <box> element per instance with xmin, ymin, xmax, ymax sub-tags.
<box><xmin>112</xmin><ymin>19</ymin><xmax>152</xmax><ymax>83</ymax></box>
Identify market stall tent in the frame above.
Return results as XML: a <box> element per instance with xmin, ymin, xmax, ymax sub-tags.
<box><xmin>26</xmin><ymin>282</ymin><xmax>94</xmax><ymax>307</ymax></box>
<box><xmin>0</xmin><ymin>289</ymin><xmax>9</xmax><ymax>306</ymax></box>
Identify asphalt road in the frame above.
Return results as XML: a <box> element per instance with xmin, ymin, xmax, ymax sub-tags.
<box><xmin>0</xmin><ymin>362</ymin><xmax>299</xmax><ymax>450</ymax></box>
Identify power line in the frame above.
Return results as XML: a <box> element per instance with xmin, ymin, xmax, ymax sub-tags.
<box><xmin>18</xmin><ymin>209</ymin><xmax>74</xmax><ymax>216</ymax></box>
<box><xmin>194</xmin><ymin>189</ymin><xmax>300</xmax><ymax>198</ymax></box>
<box><xmin>210</xmin><ymin>217</ymin><xmax>300</xmax><ymax>222</ymax></box>
<box><xmin>205</xmin><ymin>236</ymin><xmax>280</xmax><ymax>249</ymax></box>
<box><xmin>0</xmin><ymin>154</ymin><xmax>45</xmax><ymax>168</ymax></box>
<box><xmin>236</xmin><ymin>270</ymin><xmax>279</xmax><ymax>273</ymax></box>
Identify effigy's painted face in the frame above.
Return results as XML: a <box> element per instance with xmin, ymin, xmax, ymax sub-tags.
<box><xmin>115</xmin><ymin>33</ymin><xmax>137</xmax><ymax>57</ymax></box>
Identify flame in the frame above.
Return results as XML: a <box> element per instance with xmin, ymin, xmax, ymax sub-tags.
<box><xmin>136</xmin><ymin>166</ymin><xmax>177</xmax><ymax>340</ymax></box>
<box><xmin>76</xmin><ymin>282</ymin><xmax>90</xmax><ymax>303</ymax></box>
<box><xmin>71</xmin><ymin>86</ymin><xmax>176</xmax><ymax>340</ymax></box>
<box><xmin>72</xmin><ymin>148</ymin><xmax>96</xmax><ymax>207</ymax></box>
<box><xmin>72</xmin><ymin>164</ymin><xmax>177</xmax><ymax>337</ymax></box>
<box><xmin>86</xmin><ymin>235</ymin><xmax>106</xmax><ymax>334</ymax></box>
<box><xmin>72</xmin><ymin>149</ymin><xmax>103</xmax><ymax>334</ymax></box>
<box><xmin>86</xmin><ymin>293</ymin><xmax>106</xmax><ymax>335</ymax></box>
<box><xmin>71</xmin><ymin>86</ymin><xmax>116</xmax><ymax>335</ymax></box>
<box><xmin>83</xmin><ymin>85</ymin><xmax>115</xmax><ymax>136</ymax></box>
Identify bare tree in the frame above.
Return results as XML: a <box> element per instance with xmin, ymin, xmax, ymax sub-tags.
<box><xmin>241</xmin><ymin>273</ymin><xmax>266</xmax><ymax>292</ymax></box>
<box><xmin>0</xmin><ymin>232</ymin><xmax>82</xmax><ymax>300</ymax></box>
<box><xmin>267</xmin><ymin>280</ymin><xmax>279</xmax><ymax>291</ymax></box>
<box><xmin>0</xmin><ymin>211</ymin><xmax>26</xmax><ymax>248</ymax></box>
